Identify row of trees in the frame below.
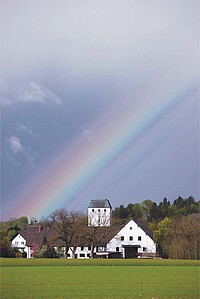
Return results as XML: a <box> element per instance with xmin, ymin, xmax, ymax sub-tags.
<box><xmin>113</xmin><ymin>196</ymin><xmax>199</xmax><ymax>222</ymax></box>
<box><xmin>0</xmin><ymin>196</ymin><xmax>199</xmax><ymax>259</ymax></box>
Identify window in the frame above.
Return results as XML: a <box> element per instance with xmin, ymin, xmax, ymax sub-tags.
<box><xmin>129</xmin><ymin>236</ymin><xmax>133</xmax><ymax>241</ymax></box>
<box><xmin>81</xmin><ymin>246</ymin><xmax>84</xmax><ymax>251</ymax></box>
<box><xmin>98</xmin><ymin>209</ymin><xmax>101</xmax><ymax>212</ymax></box>
<box><xmin>67</xmin><ymin>254</ymin><xmax>71</xmax><ymax>257</ymax></box>
<box><xmin>143</xmin><ymin>247</ymin><xmax>146</xmax><ymax>252</ymax></box>
<box><xmin>129</xmin><ymin>227</ymin><xmax>132</xmax><ymax>230</ymax></box>
<box><xmin>116</xmin><ymin>247</ymin><xmax>119</xmax><ymax>252</ymax></box>
<box><xmin>15</xmin><ymin>241</ymin><xmax>19</xmax><ymax>245</ymax></box>
<box><xmin>104</xmin><ymin>209</ymin><xmax>106</xmax><ymax>212</ymax></box>
<box><xmin>88</xmin><ymin>246</ymin><xmax>91</xmax><ymax>251</ymax></box>
<box><xmin>80</xmin><ymin>253</ymin><xmax>85</xmax><ymax>257</ymax></box>
<box><xmin>121</xmin><ymin>236</ymin><xmax>124</xmax><ymax>241</ymax></box>
<box><xmin>138</xmin><ymin>236</ymin><xmax>142</xmax><ymax>241</ymax></box>
<box><xmin>21</xmin><ymin>241</ymin><xmax>25</xmax><ymax>245</ymax></box>
<box><xmin>92</xmin><ymin>209</ymin><xmax>94</xmax><ymax>212</ymax></box>
<box><xmin>87</xmin><ymin>254</ymin><xmax>90</xmax><ymax>257</ymax></box>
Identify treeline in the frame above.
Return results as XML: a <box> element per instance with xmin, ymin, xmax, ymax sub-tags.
<box><xmin>112</xmin><ymin>196</ymin><xmax>199</xmax><ymax>222</ymax></box>
<box><xmin>0</xmin><ymin>196</ymin><xmax>199</xmax><ymax>259</ymax></box>
<box><xmin>113</xmin><ymin>196</ymin><xmax>200</xmax><ymax>259</ymax></box>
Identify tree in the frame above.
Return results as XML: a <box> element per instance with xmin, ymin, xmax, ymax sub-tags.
<box><xmin>126</xmin><ymin>203</ymin><xmax>144</xmax><ymax>220</ymax></box>
<box><xmin>148</xmin><ymin>202</ymin><xmax>161</xmax><ymax>222</ymax></box>
<box><xmin>86</xmin><ymin>219</ymin><xmax>119</xmax><ymax>258</ymax></box>
<box><xmin>154</xmin><ymin>217</ymin><xmax>172</xmax><ymax>258</ymax></box>
<box><xmin>172</xmin><ymin>196</ymin><xmax>199</xmax><ymax>216</ymax></box>
<box><xmin>141</xmin><ymin>200</ymin><xmax>154</xmax><ymax>221</ymax></box>
<box><xmin>158</xmin><ymin>198</ymin><xmax>172</xmax><ymax>219</ymax></box>
<box><xmin>49</xmin><ymin>209</ymin><xmax>85</xmax><ymax>258</ymax></box>
<box><xmin>34</xmin><ymin>236</ymin><xmax>56</xmax><ymax>258</ymax></box>
<box><xmin>112</xmin><ymin>205</ymin><xmax>128</xmax><ymax>221</ymax></box>
<box><xmin>164</xmin><ymin>214</ymin><xmax>200</xmax><ymax>259</ymax></box>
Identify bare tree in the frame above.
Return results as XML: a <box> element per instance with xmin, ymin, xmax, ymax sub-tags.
<box><xmin>87</xmin><ymin>214</ymin><xmax>120</xmax><ymax>258</ymax></box>
<box><xmin>49</xmin><ymin>209</ymin><xmax>85</xmax><ymax>258</ymax></box>
<box><xmin>164</xmin><ymin>214</ymin><xmax>200</xmax><ymax>259</ymax></box>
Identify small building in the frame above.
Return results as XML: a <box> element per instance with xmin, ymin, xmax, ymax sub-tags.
<box><xmin>88</xmin><ymin>199</ymin><xmax>112</xmax><ymax>227</ymax></box>
<box><xmin>11</xmin><ymin>233</ymin><xmax>29</xmax><ymax>257</ymax></box>
<box><xmin>11</xmin><ymin>225</ymin><xmax>52</xmax><ymax>258</ymax></box>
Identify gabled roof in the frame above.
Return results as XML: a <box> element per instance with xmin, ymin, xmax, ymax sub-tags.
<box><xmin>19</xmin><ymin>225</ymin><xmax>65</xmax><ymax>247</ymax></box>
<box><xmin>88</xmin><ymin>199</ymin><xmax>112</xmax><ymax>209</ymax></box>
<box><xmin>108</xmin><ymin>219</ymin><xmax>154</xmax><ymax>241</ymax></box>
<box><xmin>134</xmin><ymin>219</ymin><xmax>154</xmax><ymax>240</ymax></box>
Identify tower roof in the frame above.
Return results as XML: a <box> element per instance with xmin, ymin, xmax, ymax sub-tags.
<box><xmin>88</xmin><ymin>199</ymin><xmax>112</xmax><ymax>209</ymax></box>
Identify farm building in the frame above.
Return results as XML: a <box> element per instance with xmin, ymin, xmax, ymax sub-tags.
<box><xmin>105</xmin><ymin>219</ymin><xmax>156</xmax><ymax>258</ymax></box>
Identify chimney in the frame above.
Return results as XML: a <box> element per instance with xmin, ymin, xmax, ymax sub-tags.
<box><xmin>38</xmin><ymin>224</ymin><xmax>41</xmax><ymax>233</ymax></box>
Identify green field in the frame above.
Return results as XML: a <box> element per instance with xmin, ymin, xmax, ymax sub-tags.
<box><xmin>1</xmin><ymin>259</ymin><xmax>200</xmax><ymax>299</ymax></box>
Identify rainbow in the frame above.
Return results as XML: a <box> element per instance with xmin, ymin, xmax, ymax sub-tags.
<box><xmin>5</xmin><ymin>81</ymin><xmax>196</xmax><ymax>219</ymax></box>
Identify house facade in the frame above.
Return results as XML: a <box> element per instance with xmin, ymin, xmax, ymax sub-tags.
<box><xmin>105</xmin><ymin>219</ymin><xmax>156</xmax><ymax>258</ymax></box>
<box><xmin>11</xmin><ymin>233</ymin><xmax>32</xmax><ymax>258</ymax></box>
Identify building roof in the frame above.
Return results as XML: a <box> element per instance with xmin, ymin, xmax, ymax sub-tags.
<box><xmin>108</xmin><ymin>219</ymin><xmax>154</xmax><ymax>241</ymax></box>
<box><xmin>88</xmin><ymin>199</ymin><xmax>112</xmax><ymax>209</ymax></box>
<box><xmin>20</xmin><ymin>225</ymin><xmax>65</xmax><ymax>247</ymax></box>
<box><xmin>134</xmin><ymin>219</ymin><xmax>154</xmax><ymax>240</ymax></box>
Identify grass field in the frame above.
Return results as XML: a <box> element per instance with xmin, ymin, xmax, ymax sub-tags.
<box><xmin>1</xmin><ymin>259</ymin><xmax>200</xmax><ymax>299</ymax></box>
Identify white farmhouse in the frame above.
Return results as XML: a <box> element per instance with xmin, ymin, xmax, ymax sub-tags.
<box><xmin>88</xmin><ymin>199</ymin><xmax>112</xmax><ymax>227</ymax></box>
<box><xmin>11</xmin><ymin>233</ymin><xmax>32</xmax><ymax>258</ymax></box>
<box><xmin>106</xmin><ymin>219</ymin><xmax>156</xmax><ymax>258</ymax></box>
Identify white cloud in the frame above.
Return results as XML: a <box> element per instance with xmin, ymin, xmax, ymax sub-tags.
<box><xmin>8</xmin><ymin>135</ymin><xmax>37</xmax><ymax>168</ymax></box>
<box><xmin>1</xmin><ymin>82</ymin><xmax>63</xmax><ymax>107</ymax></box>
<box><xmin>18</xmin><ymin>82</ymin><xmax>62</xmax><ymax>105</ymax></box>
<box><xmin>9</xmin><ymin>136</ymin><xmax>23</xmax><ymax>154</ymax></box>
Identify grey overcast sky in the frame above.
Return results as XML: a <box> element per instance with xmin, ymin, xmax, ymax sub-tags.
<box><xmin>1</xmin><ymin>0</ymin><xmax>199</xmax><ymax>220</ymax></box>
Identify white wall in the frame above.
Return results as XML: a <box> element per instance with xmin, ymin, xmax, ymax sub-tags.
<box><xmin>106</xmin><ymin>219</ymin><xmax>156</xmax><ymax>255</ymax></box>
<box><xmin>88</xmin><ymin>207</ymin><xmax>111</xmax><ymax>227</ymax></box>
<box><xmin>11</xmin><ymin>234</ymin><xmax>32</xmax><ymax>258</ymax></box>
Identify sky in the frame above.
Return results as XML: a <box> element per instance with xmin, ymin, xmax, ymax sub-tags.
<box><xmin>1</xmin><ymin>0</ymin><xmax>199</xmax><ymax>221</ymax></box>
